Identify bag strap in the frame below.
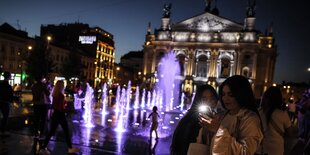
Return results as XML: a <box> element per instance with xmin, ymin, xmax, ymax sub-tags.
<box><xmin>270</xmin><ymin>118</ymin><xmax>284</xmax><ymax>137</ymax></box>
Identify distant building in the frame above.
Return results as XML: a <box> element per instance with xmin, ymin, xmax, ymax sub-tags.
<box><xmin>40</xmin><ymin>23</ymin><xmax>115</xmax><ymax>87</ymax></box>
<box><xmin>143</xmin><ymin>2</ymin><xmax>277</xmax><ymax>97</ymax></box>
<box><xmin>120</xmin><ymin>51</ymin><xmax>143</xmax><ymax>86</ymax></box>
<box><xmin>0</xmin><ymin>23</ymin><xmax>34</xmax><ymax>86</ymax></box>
<box><xmin>113</xmin><ymin>63</ymin><xmax>134</xmax><ymax>87</ymax></box>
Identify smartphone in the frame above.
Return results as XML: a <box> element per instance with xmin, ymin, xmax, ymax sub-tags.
<box><xmin>198</xmin><ymin>105</ymin><xmax>213</xmax><ymax>118</ymax></box>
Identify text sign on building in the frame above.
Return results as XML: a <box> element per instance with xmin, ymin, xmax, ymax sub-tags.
<box><xmin>79</xmin><ymin>36</ymin><xmax>96</xmax><ymax>44</ymax></box>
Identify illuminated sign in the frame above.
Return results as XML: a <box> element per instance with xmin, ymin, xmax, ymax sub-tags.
<box><xmin>79</xmin><ymin>36</ymin><xmax>96</xmax><ymax>44</ymax></box>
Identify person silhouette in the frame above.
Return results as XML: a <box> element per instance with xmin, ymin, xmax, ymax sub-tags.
<box><xmin>148</xmin><ymin>106</ymin><xmax>160</xmax><ymax>140</ymax></box>
<box><xmin>39</xmin><ymin>80</ymin><xmax>80</xmax><ymax>154</ymax></box>
<box><xmin>31</xmin><ymin>76</ymin><xmax>50</xmax><ymax>138</ymax></box>
<box><xmin>0</xmin><ymin>71</ymin><xmax>13</xmax><ymax>136</ymax></box>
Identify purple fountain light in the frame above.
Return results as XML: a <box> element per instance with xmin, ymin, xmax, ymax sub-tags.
<box><xmin>101</xmin><ymin>83</ymin><xmax>108</xmax><ymax>126</ymax></box>
<box><xmin>133</xmin><ymin>86</ymin><xmax>139</xmax><ymax>109</ymax></box>
<box><xmin>156</xmin><ymin>52</ymin><xmax>181</xmax><ymax>111</ymax></box>
<box><xmin>83</xmin><ymin>83</ymin><xmax>95</xmax><ymax>128</ymax></box>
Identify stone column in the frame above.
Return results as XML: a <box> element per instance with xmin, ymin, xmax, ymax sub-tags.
<box><xmin>209</xmin><ymin>49</ymin><xmax>219</xmax><ymax>78</ymax></box>
<box><xmin>230</xmin><ymin>61</ymin><xmax>234</xmax><ymax>77</ymax></box>
<box><xmin>187</xmin><ymin>49</ymin><xmax>195</xmax><ymax>76</ymax></box>
<box><xmin>236</xmin><ymin>51</ymin><xmax>242</xmax><ymax>75</ymax></box>
<box><xmin>252</xmin><ymin>53</ymin><xmax>257</xmax><ymax>79</ymax></box>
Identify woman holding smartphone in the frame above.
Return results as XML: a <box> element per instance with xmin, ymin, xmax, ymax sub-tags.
<box><xmin>199</xmin><ymin>75</ymin><xmax>263</xmax><ymax>155</ymax></box>
<box><xmin>170</xmin><ymin>84</ymin><xmax>221</xmax><ymax>155</ymax></box>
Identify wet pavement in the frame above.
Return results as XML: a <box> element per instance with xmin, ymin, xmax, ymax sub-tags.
<box><xmin>0</xmin><ymin>92</ymin><xmax>307</xmax><ymax>155</ymax></box>
<box><xmin>0</xmin><ymin>92</ymin><xmax>179</xmax><ymax>155</ymax></box>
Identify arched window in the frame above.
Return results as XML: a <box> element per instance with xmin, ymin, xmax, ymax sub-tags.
<box><xmin>176</xmin><ymin>54</ymin><xmax>186</xmax><ymax>76</ymax></box>
<box><xmin>242</xmin><ymin>66</ymin><xmax>251</xmax><ymax>77</ymax></box>
<box><xmin>197</xmin><ymin>55</ymin><xmax>208</xmax><ymax>77</ymax></box>
<box><xmin>220</xmin><ymin>58</ymin><xmax>230</xmax><ymax>78</ymax></box>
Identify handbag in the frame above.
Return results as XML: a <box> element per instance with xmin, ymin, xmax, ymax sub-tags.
<box><xmin>187</xmin><ymin>142</ymin><xmax>208</xmax><ymax>155</ymax></box>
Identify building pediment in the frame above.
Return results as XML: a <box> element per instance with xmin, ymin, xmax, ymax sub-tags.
<box><xmin>172</xmin><ymin>12</ymin><xmax>243</xmax><ymax>32</ymax></box>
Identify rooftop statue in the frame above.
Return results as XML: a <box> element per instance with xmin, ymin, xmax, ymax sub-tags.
<box><xmin>205</xmin><ymin>0</ymin><xmax>212</xmax><ymax>12</ymax></box>
<box><xmin>163</xmin><ymin>3</ymin><xmax>172</xmax><ymax>18</ymax></box>
<box><xmin>246</xmin><ymin>0</ymin><xmax>256</xmax><ymax>17</ymax></box>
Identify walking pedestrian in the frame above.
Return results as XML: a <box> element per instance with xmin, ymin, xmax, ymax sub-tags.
<box><xmin>31</xmin><ymin>76</ymin><xmax>50</xmax><ymax>138</ymax></box>
<box><xmin>0</xmin><ymin>71</ymin><xmax>13</xmax><ymax>136</ymax></box>
<box><xmin>39</xmin><ymin>80</ymin><xmax>80</xmax><ymax>154</ymax></box>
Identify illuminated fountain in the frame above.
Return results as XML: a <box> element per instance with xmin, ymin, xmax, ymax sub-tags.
<box><xmin>74</xmin><ymin>52</ymin><xmax>183</xmax><ymax>149</ymax></box>
<box><xmin>83</xmin><ymin>83</ymin><xmax>95</xmax><ymax>128</ymax></box>
<box><xmin>156</xmin><ymin>52</ymin><xmax>181</xmax><ymax>111</ymax></box>
<box><xmin>133</xmin><ymin>86</ymin><xmax>140</xmax><ymax>109</ymax></box>
<box><xmin>115</xmin><ymin>87</ymin><xmax>127</xmax><ymax>132</ymax></box>
<box><xmin>101</xmin><ymin>83</ymin><xmax>108</xmax><ymax>126</ymax></box>
<box><xmin>101</xmin><ymin>83</ymin><xmax>108</xmax><ymax>115</ymax></box>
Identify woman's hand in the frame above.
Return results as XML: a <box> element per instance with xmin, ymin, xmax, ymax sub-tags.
<box><xmin>199</xmin><ymin>113</ymin><xmax>221</xmax><ymax>133</ymax></box>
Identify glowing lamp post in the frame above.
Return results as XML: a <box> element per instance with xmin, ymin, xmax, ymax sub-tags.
<box><xmin>47</xmin><ymin>36</ymin><xmax>52</xmax><ymax>42</ymax></box>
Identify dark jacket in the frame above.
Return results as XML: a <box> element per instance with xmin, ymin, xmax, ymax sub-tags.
<box><xmin>0</xmin><ymin>80</ymin><xmax>13</xmax><ymax>103</ymax></box>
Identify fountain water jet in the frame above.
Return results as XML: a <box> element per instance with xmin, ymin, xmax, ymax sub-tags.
<box><xmin>83</xmin><ymin>83</ymin><xmax>95</xmax><ymax>128</ymax></box>
<box><xmin>156</xmin><ymin>52</ymin><xmax>181</xmax><ymax>111</ymax></box>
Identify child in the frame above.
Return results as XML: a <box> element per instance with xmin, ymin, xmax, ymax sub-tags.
<box><xmin>148</xmin><ymin>106</ymin><xmax>160</xmax><ymax>140</ymax></box>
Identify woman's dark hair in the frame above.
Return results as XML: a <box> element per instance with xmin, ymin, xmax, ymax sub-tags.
<box><xmin>261</xmin><ymin>86</ymin><xmax>283</xmax><ymax>123</ymax></box>
<box><xmin>170</xmin><ymin>84</ymin><xmax>218</xmax><ymax>155</ymax></box>
<box><xmin>218</xmin><ymin>75</ymin><xmax>256</xmax><ymax>112</ymax></box>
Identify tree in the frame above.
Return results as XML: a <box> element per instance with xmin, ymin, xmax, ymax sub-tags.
<box><xmin>60</xmin><ymin>50</ymin><xmax>83</xmax><ymax>80</ymax></box>
<box><xmin>26</xmin><ymin>39</ymin><xmax>54</xmax><ymax>81</ymax></box>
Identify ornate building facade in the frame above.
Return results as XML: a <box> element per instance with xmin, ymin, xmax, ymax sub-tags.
<box><xmin>143</xmin><ymin>2</ymin><xmax>277</xmax><ymax>97</ymax></box>
<box><xmin>41</xmin><ymin>23</ymin><xmax>115</xmax><ymax>87</ymax></box>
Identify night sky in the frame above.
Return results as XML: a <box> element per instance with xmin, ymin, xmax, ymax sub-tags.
<box><xmin>0</xmin><ymin>0</ymin><xmax>309</xmax><ymax>83</ymax></box>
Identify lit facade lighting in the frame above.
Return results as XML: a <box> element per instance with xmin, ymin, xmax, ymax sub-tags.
<box><xmin>267</xmin><ymin>44</ymin><xmax>272</xmax><ymax>48</ymax></box>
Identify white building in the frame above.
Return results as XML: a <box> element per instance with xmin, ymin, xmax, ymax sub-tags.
<box><xmin>143</xmin><ymin>2</ymin><xmax>277</xmax><ymax>97</ymax></box>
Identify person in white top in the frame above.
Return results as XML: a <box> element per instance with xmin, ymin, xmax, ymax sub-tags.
<box><xmin>258</xmin><ymin>86</ymin><xmax>294</xmax><ymax>155</ymax></box>
<box><xmin>148</xmin><ymin>106</ymin><xmax>160</xmax><ymax>140</ymax></box>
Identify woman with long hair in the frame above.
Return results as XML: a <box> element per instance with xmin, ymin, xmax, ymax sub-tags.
<box><xmin>199</xmin><ymin>75</ymin><xmax>263</xmax><ymax>154</ymax></box>
<box><xmin>40</xmin><ymin>80</ymin><xmax>79</xmax><ymax>154</ymax></box>
<box><xmin>258</xmin><ymin>86</ymin><xmax>294</xmax><ymax>155</ymax></box>
<box><xmin>170</xmin><ymin>84</ymin><xmax>220</xmax><ymax>155</ymax></box>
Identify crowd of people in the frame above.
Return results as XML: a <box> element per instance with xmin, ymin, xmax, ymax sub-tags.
<box><xmin>0</xmin><ymin>71</ymin><xmax>84</xmax><ymax>154</ymax></box>
<box><xmin>171</xmin><ymin>75</ymin><xmax>310</xmax><ymax>155</ymax></box>
<box><xmin>1</xmin><ymin>71</ymin><xmax>310</xmax><ymax>154</ymax></box>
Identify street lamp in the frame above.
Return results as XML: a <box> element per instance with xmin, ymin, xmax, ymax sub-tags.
<box><xmin>28</xmin><ymin>45</ymin><xmax>32</xmax><ymax>51</ymax></box>
<box><xmin>45</xmin><ymin>36</ymin><xmax>52</xmax><ymax>78</ymax></box>
<box><xmin>47</xmin><ymin>36</ymin><xmax>52</xmax><ymax>42</ymax></box>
